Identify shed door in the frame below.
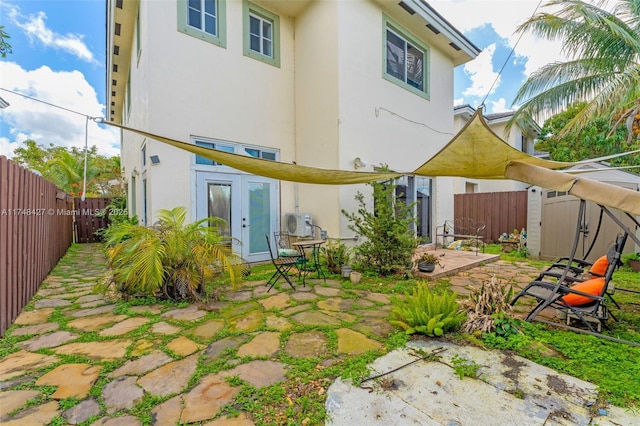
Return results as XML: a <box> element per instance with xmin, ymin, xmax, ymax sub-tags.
<box><xmin>541</xmin><ymin>184</ymin><xmax>637</xmax><ymax>261</ymax></box>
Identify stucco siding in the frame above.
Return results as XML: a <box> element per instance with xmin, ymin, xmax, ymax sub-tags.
<box><xmin>294</xmin><ymin>0</ymin><xmax>341</xmax><ymax>235</ymax></box>
<box><xmin>335</xmin><ymin>0</ymin><xmax>454</xmax><ymax>237</ymax></box>
<box><xmin>130</xmin><ymin>0</ymin><xmax>298</xmax><ymax>222</ymax></box>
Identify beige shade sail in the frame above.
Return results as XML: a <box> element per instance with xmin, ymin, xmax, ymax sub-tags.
<box><xmin>104</xmin><ymin>111</ymin><xmax>640</xmax><ymax>216</ymax></box>
<box><xmin>413</xmin><ymin>108</ymin><xmax>573</xmax><ymax>178</ymax></box>
<box><xmin>105</xmin><ymin>122</ymin><xmax>402</xmax><ymax>185</ymax></box>
<box><xmin>505</xmin><ymin>161</ymin><xmax>640</xmax><ymax>216</ymax></box>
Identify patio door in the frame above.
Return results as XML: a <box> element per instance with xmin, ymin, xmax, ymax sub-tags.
<box><xmin>196</xmin><ymin>172</ymin><xmax>278</xmax><ymax>262</ymax></box>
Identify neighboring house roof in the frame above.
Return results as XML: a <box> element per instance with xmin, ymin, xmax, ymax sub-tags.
<box><xmin>454</xmin><ymin>104</ymin><xmax>541</xmax><ymax>137</ymax></box>
<box><xmin>534</xmin><ymin>150</ymin><xmax>551</xmax><ymax>159</ymax></box>
<box><xmin>0</xmin><ymin>96</ymin><xmax>9</xmax><ymax>109</ymax></box>
<box><xmin>567</xmin><ymin>161</ymin><xmax>640</xmax><ymax>182</ymax></box>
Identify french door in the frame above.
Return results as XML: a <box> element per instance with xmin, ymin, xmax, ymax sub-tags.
<box><xmin>196</xmin><ymin>172</ymin><xmax>278</xmax><ymax>262</ymax></box>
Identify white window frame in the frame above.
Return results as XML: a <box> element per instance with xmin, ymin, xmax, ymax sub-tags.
<box><xmin>383</xmin><ymin>16</ymin><xmax>430</xmax><ymax>99</ymax></box>
<box><xmin>192</xmin><ymin>137</ymin><xmax>279</xmax><ymax>170</ymax></box>
<box><xmin>242</xmin><ymin>1</ymin><xmax>280</xmax><ymax>67</ymax></box>
<box><xmin>248</xmin><ymin>13</ymin><xmax>273</xmax><ymax>58</ymax></box>
<box><xmin>177</xmin><ymin>0</ymin><xmax>226</xmax><ymax>48</ymax></box>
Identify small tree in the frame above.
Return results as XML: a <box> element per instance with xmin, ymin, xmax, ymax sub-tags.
<box><xmin>342</xmin><ymin>177</ymin><xmax>418</xmax><ymax>276</ymax></box>
<box><xmin>103</xmin><ymin>206</ymin><xmax>242</xmax><ymax>301</ymax></box>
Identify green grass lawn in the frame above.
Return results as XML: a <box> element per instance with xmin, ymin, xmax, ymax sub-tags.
<box><xmin>1</xmin><ymin>245</ymin><xmax>638</xmax><ymax>425</ymax></box>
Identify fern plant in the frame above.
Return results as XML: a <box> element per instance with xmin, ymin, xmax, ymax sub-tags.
<box><xmin>102</xmin><ymin>206</ymin><xmax>243</xmax><ymax>301</ymax></box>
<box><xmin>390</xmin><ymin>284</ymin><xmax>466</xmax><ymax>336</ymax></box>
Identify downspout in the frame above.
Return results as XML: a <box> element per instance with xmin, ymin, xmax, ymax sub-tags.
<box><xmin>292</xmin><ymin>22</ymin><xmax>299</xmax><ymax>214</ymax></box>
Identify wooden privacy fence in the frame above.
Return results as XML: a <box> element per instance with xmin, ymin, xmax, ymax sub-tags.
<box><xmin>74</xmin><ymin>197</ymin><xmax>111</xmax><ymax>243</ymax></box>
<box><xmin>454</xmin><ymin>191</ymin><xmax>528</xmax><ymax>243</ymax></box>
<box><xmin>0</xmin><ymin>156</ymin><xmax>74</xmax><ymax>336</ymax></box>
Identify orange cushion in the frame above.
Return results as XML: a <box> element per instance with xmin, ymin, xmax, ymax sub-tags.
<box><xmin>589</xmin><ymin>256</ymin><xmax>608</xmax><ymax>276</ymax></box>
<box><xmin>562</xmin><ymin>277</ymin><xmax>606</xmax><ymax>306</ymax></box>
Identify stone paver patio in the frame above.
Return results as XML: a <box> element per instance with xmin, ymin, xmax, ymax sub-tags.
<box><xmin>0</xmin><ymin>244</ymin><xmax>591</xmax><ymax>424</ymax></box>
<box><xmin>0</xmin><ymin>244</ymin><xmax>414</xmax><ymax>424</ymax></box>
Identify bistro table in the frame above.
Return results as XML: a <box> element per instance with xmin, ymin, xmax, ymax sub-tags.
<box><xmin>291</xmin><ymin>239</ymin><xmax>327</xmax><ymax>283</ymax></box>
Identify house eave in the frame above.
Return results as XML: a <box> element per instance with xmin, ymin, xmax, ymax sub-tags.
<box><xmin>106</xmin><ymin>0</ymin><xmax>138</xmax><ymax>125</ymax></box>
<box><xmin>412</xmin><ymin>0</ymin><xmax>481</xmax><ymax>65</ymax></box>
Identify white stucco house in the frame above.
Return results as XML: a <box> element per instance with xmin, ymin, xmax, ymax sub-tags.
<box><xmin>452</xmin><ymin>104</ymin><xmax>540</xmax><ymax>194</ymax></box>
<box><xmin>106</xmin><ymin>0</ymin><xmax>480</xmax><ymax>262</ymax></box>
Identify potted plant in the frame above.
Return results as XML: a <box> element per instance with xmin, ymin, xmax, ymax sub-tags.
<box><xmin>415</xmin><ymin>252</ymin><xmax>442</xmax><ymax>273</ymax></box>
<box><xmin>623</xmin><ymin>252</ymin><xmax>640</xmax><ymax>272</ymax></box>
<box><xmin>322</xmin><ymin>240</ymin><xmax>352</xmax><ymax>274</ymax></box>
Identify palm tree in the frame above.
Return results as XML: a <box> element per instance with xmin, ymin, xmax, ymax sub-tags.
<box><xmin>104</xmin><ymin>206</ymin><xmax>244</xmax><ymax>301</ymax></box>
<box><xmin>509</xmin><ymin>0</ymin><xmax>640</xmax><ymax>137</ymax></box>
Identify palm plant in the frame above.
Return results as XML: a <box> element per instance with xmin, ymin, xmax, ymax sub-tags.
<box><xmin>509</xmin><ymin>0</ymin><xmax>640</xmax><ymax>138</ymax></box>
<box><xmin>103</xmin><ymin>206</ymin><xmax>243</xmax><ymax>301</ymax></box>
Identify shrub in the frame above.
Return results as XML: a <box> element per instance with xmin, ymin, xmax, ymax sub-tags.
<box><xmin>342</xmin><ymin>175</ymin><xmax>419</xmax><ymax>276</ymax></box>
<box><xmin>321</xmin><ymin>239</ymin><xmax>352</xmax><ymax>274</ymax></box>
<box><xmin>102</xmin><ymin>206</ymin><xmax>243</xmax><ymax>301</ymax></box>
<box><xmin>462</xmin><ymin>276</ymin><xmax>514</xmax><ymax>334</ymax></box>
<box><xmin>390</xmin><ymin>284</ymin><xmax>466</xmax><ymax>336</ymax></box>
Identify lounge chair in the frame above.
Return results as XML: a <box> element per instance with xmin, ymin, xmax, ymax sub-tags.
<box><xmin>510</xmin><ymin>233</ymin><xmax>628</xmax><ymax>333</ymax></box>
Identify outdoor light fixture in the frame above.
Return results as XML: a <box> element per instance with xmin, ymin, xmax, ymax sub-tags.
<box><xmin>150</xmin><ymin>155</ymin><xmax>160</xmax><ymax>165</ymax></box>
<box><xmin>353</xmin><ymin>157</ymin><xmax>368</xmax><ymax>169</ymax></box>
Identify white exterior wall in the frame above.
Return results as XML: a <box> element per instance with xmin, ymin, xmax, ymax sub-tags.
<box><xmin>115</xmin><ymin>0</ymin><xmax>468</xmax><ymax>241</ymax></box>
<box><xmin>127</xmin><ymin>0</ymin><xmax>297</xmax><ymax>224</ymax></box>
<box><xmin>294</xmin><ymin>0</ymin><xmax>341</xmax><ymax>237</ymax></box>
<box><xmin>121</xmin><ymin>0</ymin><xmax>151</xmax><ymax>223</ymax></box>
<box><xmin>334</xmin><ymin>1</ymin><xmax>454</xmax><ymax>238</ymax></box>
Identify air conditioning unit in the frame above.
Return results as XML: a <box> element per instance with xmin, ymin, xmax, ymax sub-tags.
<box><xmin>285</xmin><ymin>213</ymin><xmax>313</xmax><ymax>237</ymax></box>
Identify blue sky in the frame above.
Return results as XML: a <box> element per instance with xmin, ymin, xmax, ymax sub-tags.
<box><xmin>0</xmin><ymin>0</ymin><xmax>566</xmax><ymax>158</ymax></box>
<box><xmin>0</xmin><ymin>0</ymin><xmax>118</xmax><ymax>157</ymax></box>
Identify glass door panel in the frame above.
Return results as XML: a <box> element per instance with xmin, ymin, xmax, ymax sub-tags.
<box><xmin>247</xmin><ymin>181</ymin><xmax>270</xmax><ymax>255</ymax></box>
<box><xmin>197</xmin><ymin>172</ymin><xmax>277</xmax><ymax>262</ymax></box>
<box><xmin>207</xmin><ymin>183</ymin><xmax>232</xmax><ymax>237</ymax></box>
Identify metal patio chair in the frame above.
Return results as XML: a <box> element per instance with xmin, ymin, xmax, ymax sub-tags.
<box><xmin>265</xmin><ymin>234</ymin><xmax>302</xmax><ymax>291</ymax></box>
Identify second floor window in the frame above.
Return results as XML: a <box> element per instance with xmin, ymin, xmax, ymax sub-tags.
<box><xmin>249</xmin><ymin>13</ymin><xmax>273</xmax><ymax>57</ymax></box>
<box><xmin>387</xmin><ymin>28</ymin><xmax>424</xmax><ymax>90</ymax></box>
<box><xmin>383</xmin><ymin>17</ymin><xmax>429</xmax><ymax>99</ymax></box>
<box><xmin>243</xmin><ymin>1</ymin><xmax>280</xmax><ymax>67</ymax></box>
<box><xmin>178</xmin><ymin>0</ymin><xmax>226</xmax><ymax>47</ymax></box>
<box><xmin>188</xmin><ymin>0</ymin><xmax>218</xmax><ymax>36</ymax></box>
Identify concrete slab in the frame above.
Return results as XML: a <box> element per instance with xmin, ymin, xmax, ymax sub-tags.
<box><xmin>326</xmin><ymin>340</ymin><xmax>639</xmax><ymax>426</ymax></box>
<box><xmin>414</xmin><ymin>246</ymin><xmax>500</xmax><ymax>280</ymax></box>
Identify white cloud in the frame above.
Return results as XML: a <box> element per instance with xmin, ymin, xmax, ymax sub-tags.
<box><xmin>430</xmin><ymin>0</ymin><xmax>567</xmax><ymax>77</ymax></box>
<box><xmin>488</xmin><ymin>98</ymin><xmax>510</xmax><ymax>113</ymax></box>
<box><xmin>453</xmin><ymin>97</ymin><xmax>464</xmax><ymax>106</ymax></box>
<box><xmin>462</xmin><ymin>43</ymin><xmax>499</xmax><ymax>97</ymax></box>
<box><xmin>0</xmin><ymin>62</ymin><xmax>120</xmax><ymax>159</ymax></box>
<box><xmin>9</xmin><ymin>6</ymin><xmax>97</xmax><ymax>64</ymax></box>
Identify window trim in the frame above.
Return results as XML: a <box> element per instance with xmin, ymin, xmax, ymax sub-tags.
<box><xmin>194</xmin><ymin>140</ymin><xmax>235</xmax><ymax>166</ymax></box>
<box><xmin>382</xmin><ymin>15</ymin><xmax>430</xmax><ymax>100</ymax></box>
<box><xmin>177</xmin><ymin>0</ymin><xmax>227</xmax><ymax>48</ymax></box>
<box><xmin>192</xmin><ymin>137</ymin><xmax>279</xmax><ymax>169</ymax></box>
<box><xmin>242</xmin><ymin>1</ymin><xmax>280</xmax><ymax>67</ymax></box>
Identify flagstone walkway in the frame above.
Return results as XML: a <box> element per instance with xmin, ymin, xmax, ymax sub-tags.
<box><xmin>0</xmin><ymin>244</ymin><xmax>398</xmax><ymax>425</ymax></box>
<box><xmin>0</xmin><ymin>244</ymin><xmax>557</xmax><ymax>425</ymax></box>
